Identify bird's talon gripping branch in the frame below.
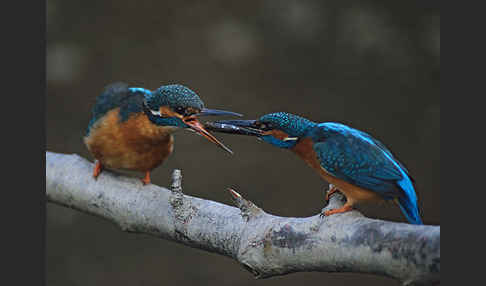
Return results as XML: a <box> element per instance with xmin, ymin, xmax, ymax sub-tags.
<box><xmin>141</xmin><ymin>171</ymin><xmax>151</xmax><ymax>185</ymax></box>
<box><xmin>84</xmin><ymin>82</ymin><xmax>240</xmax><ymax>187</ymax></box>
<box><xmin>93</xmin><ymin>160</ymin><xmax>103</xmax><ymax>179</ymax></box>
<box><xmin>323</xmin><ymin>205</ymin><xmax>354</xmax><ymax>217</ymax></box>
<box><xmin>47</xmin><ymin>152</ymin><xmax>441</xmax><ymax>285</ymax></box>
<box><xmin>207</xmin><ymin>112</ymin><xmax>423</xmax><ymax>225</ymax></box>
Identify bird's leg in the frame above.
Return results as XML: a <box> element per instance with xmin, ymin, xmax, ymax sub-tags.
<box><xmin>93</xmin><ymin>160</ymin><xmax>103</xmax><ymax>179</ymax></box>
<box><xmin>320</xmin><ymin>191</ymin><xmax>354</xmax><ymax>218</ymax></box>
<box><xmin>141</xmin><ymin>171</ymin><xmax>151</xmax><ymax>185</ymax></box>
<box><xmin>323</xmin><ymin>203</ymin><xmax>354</xmax><ymax>216</ymax></box>
<box><xmin>325</xmin><ymin>184</ymin><xmax>339</xmax><ymax>201</ymax></box>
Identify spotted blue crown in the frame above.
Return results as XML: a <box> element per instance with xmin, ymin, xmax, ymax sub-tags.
<box><xmin>259</xmin><ymin>112</ymin><xmax>317</xmax><ymax>137</ymax></box>
<box><xmin>145</xmin><ymin>84</ymin><xmax>204</xmax><ymax>111</ymax></box>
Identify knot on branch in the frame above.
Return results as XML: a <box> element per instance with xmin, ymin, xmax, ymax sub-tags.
<box><xmin>169</xmin><ymin>170</ymin><xmax>197</xmax><ymax>234</ymax></box>
<box><xmin>170</xmin><ymin>169</ymin><xmax>183</xmax><ymax>194</ymax></box>
<box><xmin>227</xmin><ymin>188</ymin><xmax>263</xmax><ymax>222</ymax></box>
<box><xmin>46</xmin><ymin>152</ymin><xmax>441</xmax><ymax>285</ymax></box>
<box><xmin>169</xmin><ymin>169</ymin><xmax>184</xmax><ymax>207</ymax></box>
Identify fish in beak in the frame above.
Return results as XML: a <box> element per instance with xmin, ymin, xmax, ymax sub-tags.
<box><xmin>182</xmin><ymin>107</ymin><xmax>243</xmax><ymax>154</ymax></box>
<box><xmin>203</xmin><ymin>120</ymin><xmax>264</xmax><ymax>137</ymax></box>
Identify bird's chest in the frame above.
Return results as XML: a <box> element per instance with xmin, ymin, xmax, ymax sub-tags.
<box><xmin>292</xmin><ymin>138</ymin><xmax>322</xmax><ymax>171</ymax></box>
<box><xmin>84</xmin><ymin>108</ymin><xmax>175</xmax><ymax>171</ymax></box>
<box><xmin>291</xmin><ymin>138</ymin><xmax>382</xmax><ymax>203</ymax></box>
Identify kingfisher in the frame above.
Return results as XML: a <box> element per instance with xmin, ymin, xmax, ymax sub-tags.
<box><xmin>84</xmin><ymin>82</ymin><xmax>241</xmax><ymax>185</ymax></box>
<box><xmin>206</xmin><ymin>112</ymin><xmax>423</xmax><ymax>224</ymax></box>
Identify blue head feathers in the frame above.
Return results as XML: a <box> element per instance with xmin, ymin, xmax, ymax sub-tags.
<box><xmin>208</xmin><ymin>111</ymin><xmax>423</xmax><ymax>224</ymax></box>
<box><xmin>259</xmin><ymin>112</ymin><xmax>317</xmax><ymax>137</ymax></box>
<box><xmin>132</xmin><ymin>84</ymin><xmax>205</xmax><ymax>128</ymax></box>
<box><xmin>144</xmin><ymin>84</ymin><xmax>204</xmax><ymax>112</ymax></box>
<box><xmin>210</xmin><ymin>112</ymin><xmax>317</xmax><ymax>148</ymax></box>
<box><xmin>258</xmin><ymin>112</ymin><xmax>317</xmax><ymax>148</ymax></box>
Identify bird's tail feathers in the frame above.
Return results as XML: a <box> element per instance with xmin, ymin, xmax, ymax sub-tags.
<box><xmin>393</xmin><ymin>168</ymin><xmax>423</xmax><ymax>225</ymax></box>
<box><xmin>394</xmin><ymin>196</ymin><xmax>423</xmax><ymax>225</ymax></box>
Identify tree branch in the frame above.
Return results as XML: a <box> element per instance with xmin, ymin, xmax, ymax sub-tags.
<box><xmin>45</xmin><ymin>151</ymin><xmax>440</xmax><ymax>285</ymax></box>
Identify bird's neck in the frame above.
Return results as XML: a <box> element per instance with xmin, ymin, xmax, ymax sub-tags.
<box><xmin>291</xmin><ymin>137</ymin><xmax>322</xmax><ymax>171</ymax></box>
<box><xmin>127</xmin><ymin>113</ymin><xmax>178</xmax><ymax>142</ymax></box>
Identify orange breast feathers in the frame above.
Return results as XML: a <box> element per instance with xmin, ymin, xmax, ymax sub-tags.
<box><xmin>291</xmin><ymin>138</ymin><xmax>383</xmax><ymax>204</ymax></box>
<box><xmin>84</xmin><ymin>108</ymin><xmax>175</xmax><ymax>172</ymax></box>
<box><xmin>291</xmin><ymin>138</ymin><xmax>323</xmax><ymax>171</ymax></box>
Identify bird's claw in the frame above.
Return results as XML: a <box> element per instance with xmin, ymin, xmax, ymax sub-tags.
<box><xmin>319</xmin><ymin>209</ymin><xmax>333</xmax><ymax>218</ymax></box>
<box><xmin>92</xmin><ymin>160</ymin><xmax>103</xmax><ymax>180</ymax></box>
<box><xmin>141</xmin><ymin>171</ymin><xmax>151</xmax><ymax>185</ymax></box>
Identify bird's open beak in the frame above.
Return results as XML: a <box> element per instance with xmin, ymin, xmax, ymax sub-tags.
<box><xmin>196</xmin><ymin>108</ymin><xmax>243</xmax><ymax>117</ymax></box>
<box><xmin>183</xmin><ymin>117</ymin><xmax>234</xmax><ymax>154</ymax></box>
<box><xmin>204</xmin><ymin>120</ymin><xmax>263</xmax><ymax>137</ymax></box>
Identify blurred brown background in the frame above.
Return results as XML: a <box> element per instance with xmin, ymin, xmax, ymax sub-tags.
<box><xmin>46</xmin><ymin>0</ymin><xmax>440</xmax><ymax>285</ymax></box>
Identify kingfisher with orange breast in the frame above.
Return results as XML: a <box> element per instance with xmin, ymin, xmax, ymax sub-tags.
<box><xmin>84</xmin><ymin>82</ymin><xmax>241</xmax><ymax>185</ymax></box>
<box><xmin>206</xmin><ymin>112</ymin><xmax>423</xmax><ymax>224</ymax></box>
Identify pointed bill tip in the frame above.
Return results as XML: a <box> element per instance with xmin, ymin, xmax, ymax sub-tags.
<box><xmin>198</xmin><ymin>108</ymin><xmax>243</xmax><ymax>117</ymax></box>
<box><xmin>221</xmin><ymin>144</ymin><xmax>234</xmax><ymax>155</ymax></box>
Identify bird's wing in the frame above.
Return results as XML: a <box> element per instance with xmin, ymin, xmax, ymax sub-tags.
<box><xmin>87</xmin><ymin>82</ymin><xmax>146</xmax><ymax>134</ymax></box>
<box><xmin>312</xmin><ymin>124</ymin><xmax>406</xmax><ymax>198</ymax></box>
<box><xmin>353</xmin><ymin>129</ymin><xmax>414</xmax><ymax>182</ymax></box>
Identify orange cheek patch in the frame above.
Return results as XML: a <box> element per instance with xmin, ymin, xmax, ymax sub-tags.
<box><xmin>262</xmin><ymin>130</ymin><xmax>290</xmax><ymax>140</ymax></box>
<box><xmin>185</xmin><ymin>107</ymin><xmax>199</xmax><ymax>115</ymax></box>
<box><xmin>159</xmin><ymin>106</ymin><xmax>183</xmax><ymax>119</ymax></box>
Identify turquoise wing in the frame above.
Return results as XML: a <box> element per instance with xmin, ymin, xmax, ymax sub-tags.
<box><xmin>86</xmin><ymin>82</ymin><xmax>146</xmax><ymax>135</ymax></box>
<box><xmin>312</xmin><ymin>123</ymin><xmax>405</xmax><ymax>199</ymax></box>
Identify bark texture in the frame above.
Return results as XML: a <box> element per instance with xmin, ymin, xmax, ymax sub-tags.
<box><xmin>46</xmin><ymin>151</ymin><xmax>440</xmax><ymax>285</ymax></box>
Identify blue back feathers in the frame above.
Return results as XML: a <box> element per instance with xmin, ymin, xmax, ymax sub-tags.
<box><xmin>86</xmin><ymin>82</ymin><xmax>145</xmax><ymax>135</ymax></box>
<box><xmin>309</xmin><ymin>122</ymin><xmax>422</xmax><ymax>224</ymax></box>
<box><xmin>128</xmin><ymin>87</ymin><xmax>152</xmax><ymax>95</ymax></box>
<box><xmin>258</xmin><ymin>113</ymin><xmax>422</xmax><ymax>224</ymax></box>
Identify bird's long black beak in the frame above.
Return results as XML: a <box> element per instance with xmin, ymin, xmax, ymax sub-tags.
<box><xmin>204</xmin><ymin>120</ymin><xmax>263</xmax><ymax>137</ymax></box>
<box><xmin>196</xmin><ymin>108</ymin><xmax>243</xmax><ymax>117</ymax></box>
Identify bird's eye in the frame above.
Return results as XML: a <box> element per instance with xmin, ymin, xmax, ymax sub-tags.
<box><xmin>257</xmin><ymin>122</ymin><xmax>271</xmax><ymax>131</ymax></box>
<box><xmin>175</xmin><ymin>106</ymin><xmax>185</xmax><ymax>115</ymax></box>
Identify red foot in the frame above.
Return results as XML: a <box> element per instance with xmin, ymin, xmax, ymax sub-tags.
<box><xmin>322</xmin><ymin>205</ymin><xmax>353</xmax><ymax>217</ymax></box>
<box><xmin>141</xmin><ymin>171</ymin><xmax>151</xmax><ymax>185</ymax></box>
<box><xmin>325</xmin><ymin>184</ymin><xmax>339</xmax><ymax>201</ymax></box>
<box><xmin>93</xmin><ymin>160</ymin><xmax>103</xmax><ymax>179</ymax></box>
